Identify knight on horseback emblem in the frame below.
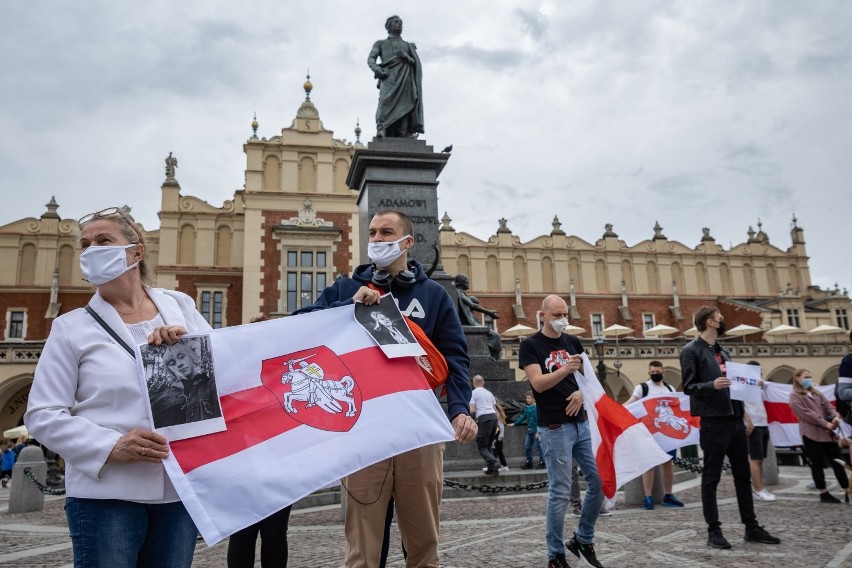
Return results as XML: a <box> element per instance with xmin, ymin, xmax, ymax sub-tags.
<box><xmin>280</xmin><ymin>354</ymin><xmax>358</xmax><ymax>417</ymax></box>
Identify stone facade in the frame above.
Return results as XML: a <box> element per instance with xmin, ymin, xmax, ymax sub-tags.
<box><xmin>1</xmin><ymin>82</ymin><xmax>850</xmax><ymax>434</ymax></box>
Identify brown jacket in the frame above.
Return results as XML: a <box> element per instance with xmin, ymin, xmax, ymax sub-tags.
<box><xmin>788</xmin><ymin>389</ymin><xmax>838</xmax><ymax>442</ymax></box>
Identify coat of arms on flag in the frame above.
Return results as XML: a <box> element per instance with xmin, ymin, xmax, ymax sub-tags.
<box><xmin>639</xmin><ymin>396</ymin><xmax>697</xmax><ymax>441</ymax></box>
<box><xmin>260</xmin><ymin>346</ymin><xmax>362</xmax><ymax>432</ymax></box>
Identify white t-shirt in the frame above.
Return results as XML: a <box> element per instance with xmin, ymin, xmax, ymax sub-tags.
<box><xmin>470</xmin><ymin>387</ymin><xmax>496</xmax><ymax>418</ymax></box>
<box><xmin>743</xmin><ymin>399</ymin><xmax>768</xmax><ymax>427</ymax></box>
<box><xmin>631</xmin><ymin>379</ymin><xmax>674</xmax><ymax>399</ymax></box>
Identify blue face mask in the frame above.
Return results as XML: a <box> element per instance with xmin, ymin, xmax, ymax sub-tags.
<box><xmin>801</xmin><ymin>378</ymin><xmax>813</xmax><ymax>390</ymax></box>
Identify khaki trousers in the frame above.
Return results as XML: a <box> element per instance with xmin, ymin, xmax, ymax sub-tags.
<box><xmin>344</xmin><ymin>443</ymin><xmax>444</xmax><ymax>568</ymax></box>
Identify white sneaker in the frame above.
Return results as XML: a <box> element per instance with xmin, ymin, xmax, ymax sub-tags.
<box><xmin>753</xmin><ymin>489</ymin><xmax>777</xmax><ymax>501</ymax></box>
<box><xmin>482</xmin><ymin>467</ymin><xmax>488</xmax><ymax>473</ymax></box>
<box><xmin>499</xmin><ymin>466</ymin><xmax>510</xmax><ymax>472</ymax></box>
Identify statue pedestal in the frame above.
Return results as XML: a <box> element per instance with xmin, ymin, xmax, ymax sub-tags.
<box><xmin>347</xmin><ymin>138</ymin><xmax>449</xmax><ymax>268</ymax></box>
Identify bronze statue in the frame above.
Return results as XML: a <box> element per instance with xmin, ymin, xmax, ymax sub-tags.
<box><xmin>165</xmin><ymin>152</ymin><xmax>178</xmax><ymax>181</ymax></box>
<box><xmin>368</xmin><ymin>15</ymin><xmax>424</xmax><ymax>138</ymax></box>
<box><xmin>454</xmin><ymin>274</ymin><xmax>502</xmax><ymax>360</ymax></box>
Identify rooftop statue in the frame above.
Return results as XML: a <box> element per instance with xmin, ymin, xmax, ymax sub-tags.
<box><xmin>368</xmin><ymin>15</ymin><xmax>424</xmax><ymax>139</ymax></box>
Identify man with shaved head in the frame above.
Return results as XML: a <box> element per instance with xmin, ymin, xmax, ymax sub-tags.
<box><xmin>519</xmin><ymin>295</ymin><xmax>605</xmax><ymax>568</ymax></box>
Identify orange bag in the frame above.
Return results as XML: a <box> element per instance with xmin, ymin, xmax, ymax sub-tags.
<box><xmin>367</xmin><ymin>283</ymin><xmax>448</xmax><ymax>390</ymax></box>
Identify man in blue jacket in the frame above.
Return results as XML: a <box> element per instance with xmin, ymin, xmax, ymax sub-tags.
<box><xmin>297</xmin><ymin>209</ymin><xmax>476</xmax><ymax>568</ymax></box>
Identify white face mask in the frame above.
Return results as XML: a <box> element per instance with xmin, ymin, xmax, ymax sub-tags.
<box><xmin>80</xmin><ymin>244</ymin><xmax>139</xmax><ymax>285</ymax></box>
<box><xmin>550</xmin><ymin>318</ymin><xmax>569</xmax><ymax>334</ymax></box>
<box><xmin>367</xmin><ymin>235</ymin><xmax>410</xmax><ymax>268</ymax></box>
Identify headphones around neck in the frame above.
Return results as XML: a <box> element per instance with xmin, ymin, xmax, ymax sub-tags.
<box><xmin>371</xmin><ymin>262</ymin><xmax>416</xmax><ymax>290</ymax></box>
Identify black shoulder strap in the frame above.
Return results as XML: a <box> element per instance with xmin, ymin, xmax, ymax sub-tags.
<box><xmin>85</xmin><ymin>306</ymin><xmax>136</xmax><ymax>360</ymax></box>
<box><xmin>640</xmin><ymin>382</ymin><xmax>649</xmax><ymax>398</ymax></box>
<box><xmin>665</xmin><ymin>382</ymin><xmax>674</xmax><ymax>392</ymax></box>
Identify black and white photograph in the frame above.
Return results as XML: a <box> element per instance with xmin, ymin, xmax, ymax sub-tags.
<box><xmin>139</xmin><ymin>334</ymin><xmax>226</xmax><ymax>440</ymax></box>
<box><xmin>354</xmin><ymin>294</ymin><xmax>424</xmax><ymax>359</ymax></box>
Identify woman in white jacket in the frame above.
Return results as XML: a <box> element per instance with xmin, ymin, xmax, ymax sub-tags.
<box><xmin>25</xmin><ymin>207</ymin><xmax>211</xmax><ymax>568</ymax></box>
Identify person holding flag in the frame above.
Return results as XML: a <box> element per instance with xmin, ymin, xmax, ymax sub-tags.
<box><xmin>681</xmin><ymin>306</ymin><xmax>781</xmax><ymax>550</ymax></box>
<box><xmin>296</xmin><ymin>209</ymin><xmax>477</xmax><ymax>568</ymax></box>
<box><xmin>520</xmin><ymin>295</ymin><xmax>605</xmax><ymax>568</ymax></box>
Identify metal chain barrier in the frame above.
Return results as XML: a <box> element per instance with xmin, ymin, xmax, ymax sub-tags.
<box><xmin>673</xmin><ymin>456</ymin><xmax>731</xmax><ymax>474</ymax></box>
<box><xmin>22</xmin><ymin>467</ymin><xmax>67</xmax><ymax>495</ymax></box>
<box><xmin>443</xmin><ymin>478</ymin><xmax>549</xmax><ymax>494</ymax></box>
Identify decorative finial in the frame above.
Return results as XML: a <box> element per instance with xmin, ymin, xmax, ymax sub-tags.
<box><xmin>440</xmin><ymin>212</ymin><xmax>454</xmax><ymax>231</ymax></box>
<box><xmin>747</xmin><ymin>225</ymin><xmax>757</xmax><ymax>242</ymax></box>
<box><xmin>603</xmin><ymin>223</ymin><xmax>618</xmax><ymax>238</ymax></box>
<box><xmin>652</xmin><ymin>221</ymin><xmax>667</xmax><ymax>240</ymax></box>
<box><xmin>355</xmin><ymin>119</ymin><xmax>362</xmax><ymax>144</ymax></box>
<box><xmin>497</xmin><ymin>218</ymin><xmax>511</xmax><ymax>233</ymax></box>
<box><xmin>304</xmin><ymin>71</ymin><xmax>313</xmax><ymax>101</ymax></box>
<box><xmin>792</xmin><ymin>213</ymin><xmax>798</xmax><ymax>228</ymax></box>
<box><xmin>251</xmin><ymin>112</ymin><xmax>259</xmax><ymax>139</ymax></box>
<box><xmin>757</xmin><ymin>218</ymin><xmax>763</xmax><ymax>232</ymax></box>
<box><xmin>701</xmin><ymin>227</ymin><xmax>715</xmax><ymax>242</ymax></box>
<box><xmin>41</xmin><ymin>196</ymin><xmax>60</xmax><ymax>219</ymax></box>
<box><xmin>551</xmin><ymin>215</ymin><xmax>565</xmax><ymax>235</ymax></box>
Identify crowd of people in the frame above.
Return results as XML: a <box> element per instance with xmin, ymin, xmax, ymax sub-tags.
<box><xmin>15</xmin><ymin>204</ymin><xmax>852</xmax><ymax>568</ymax></box>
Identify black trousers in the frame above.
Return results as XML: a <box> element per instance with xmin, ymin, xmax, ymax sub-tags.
<box><xmin>475</xmin><ymin>415</ymin><xmax>500</xmax><ymax>469</ymax></box>
<box><xmin>227</xmin><ymin>505</ymin><xmax>292</xmax><ymax>567</ymax></box>
<box><xmin>802</xmin><ymin>435</ymin><xmax>849</xmax><ymax>491</ymax></box>
<box><xmin>699</xmin><ymin>416</ymin><xmax>757</xmax><ymax>533</ymax></box>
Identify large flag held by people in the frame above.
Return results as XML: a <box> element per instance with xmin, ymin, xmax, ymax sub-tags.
<box><xmin>624</xmin><ymin>392</ymin><xmax>701</xmax><ymax>453</ymax></box>
<box><xmin>161</xmin><ymin>305</ymin><xmax>455</xmax><ymax>545</ymax></box>
<box><xmin>763</xmin><ymin>382</ymin><xmax>844</xmax><ymax>447</ymax></box>
<box><xmin>574</xmin><ymin>355</ymin><xmax>672</xmax><ymax>499</ymax></box>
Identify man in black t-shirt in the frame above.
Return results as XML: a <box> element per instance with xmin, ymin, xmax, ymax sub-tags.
<box><xmin>519</xmin><ymin>295</ymin><xmax>604</xmax><ymax>568</ymax></box>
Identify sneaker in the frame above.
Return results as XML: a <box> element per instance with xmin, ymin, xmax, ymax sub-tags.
<box><xmin>753</xmin><ymin>489</ymin><xmax>776</xmax><ymax>502</ymax></box>
<box><xmin>571</xmin><ymin>505</ymin><xmax>581</xmax><ymax>517</ymax></box>
<box><xmin>598</xmin><ymin>508</ymin><xmax>612</xmax><ymax>517</ymax></box>
<box><xmin>707</xmin><ymin>531</ymin><xmax>731</xmax><ymax>549</ymax></box>
<box><xmin>522</xmin><ymin>461</ymin><xmax>534</xmax><ymax>470</ymax></box>
<box><xmin>806</xmin><ymin>481</ymin><xmax>817</xmax><ymax>490</ymax></box>
<box><xmin>547</xmin><ymin>553</ymin><xmax>572</xmax><ymax>568</ymax></box>
<box><xmin>484</xmin><ymin>466</ymin><xmax>500</xmax><ymax>476</ymax></box>
<box><xmin>537</xmin><ymin>462</ymin><xmax>547</xmax><ymax>469</ymax></box>
<box><xmin>499</xmin><ymin>465</ymin><xmax>510</xmax><ymax>472</ymax></box>
<box><xmin>482</xmin><ymin>467</ymin><xmax>488</xmax><ymax>473</ymax></box>
<box><xmin>744</xmin><ymin>525</ymin><xmax>781</xmax><ymax>544</ymax></box>
<box><xmin>643</xmin><ymin>496</ymin><xmax>654</xmax><ymax>510</ymax></box>
<box><xmin>663</xmin><ymin>494</ymin><xmax>684</xmax><ymax>507</ymax></box>
<box><xmin>566</xmin><ymin>534</ymin><xmax>604</xmax><ymax>568</ymax></box>
<box><xmin>819</xmin><ymin>492</ymin><xmax>841</xmax><ymax>504</ymax></box>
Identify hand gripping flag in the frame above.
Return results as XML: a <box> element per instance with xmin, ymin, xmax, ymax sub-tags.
<box><xmin>162</xmin><ymin>305</ymin><xmax>455</xmax><ymax>544</ymax></box>
<box><xmin>624</xmin><ymin>392</ymin><xmax>701</xmax><ymax>453</ymax></box>
<box><xmin>574</xmin><ymin>354</ymin><xmax>672</xmax><ymax>499</ymax></box>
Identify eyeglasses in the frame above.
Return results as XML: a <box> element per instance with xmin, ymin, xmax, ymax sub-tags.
<box><xmin>78</xmin><ymin>207</ymin><xmax>143</xmax><ymax>243</ymax></box>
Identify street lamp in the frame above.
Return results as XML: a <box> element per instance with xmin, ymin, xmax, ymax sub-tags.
<box><xmin>593</xmin><ymin>338</ymin><xmax>606</xmax><ymax>382</ymax></box>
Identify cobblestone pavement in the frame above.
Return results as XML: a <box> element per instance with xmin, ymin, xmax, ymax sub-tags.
<box><xmin>1</xmin><ymin>465</ymin><xmax>850</xmax><ymax>567</ymax></box>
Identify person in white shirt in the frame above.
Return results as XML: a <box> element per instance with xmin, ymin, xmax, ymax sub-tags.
<box><xmin>470</xmin><ymin>375</ymin><xmax>501</xmax><ymax>475</ymax></box>
<box><xmin>742</xmin><ymin>361</ymin><xmax>776</xmax><ymax>501</ymax></box>
<box><xmin>623</xmin><ymin>361</ymin><xmax>685</xmax><ymax>510</ymax></box>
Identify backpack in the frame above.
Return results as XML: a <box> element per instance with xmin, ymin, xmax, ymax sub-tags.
<box><xmin>640</xmin><ymin>381</ymin><xmax>674</xmax><ymax>398</ymax></box>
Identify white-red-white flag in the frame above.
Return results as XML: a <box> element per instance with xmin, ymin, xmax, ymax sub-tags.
<box><xmin>575</xmin><ymin>355</ymin><xmax>672</xmax><ymax>499</ymax></box>
<box><xmin>624</xmin><ymin>392</ymin><xmax>701</xmax><ymax>453</ymax></box>
<box><xmin>163</xmin><ymin>305</ymin><xmax>455</xmax><ymax>544</ymax></box>
<box><xmin>763</xmin><ymin>382</ymin><xmax>843</xmax><ymax>447</ymax></box>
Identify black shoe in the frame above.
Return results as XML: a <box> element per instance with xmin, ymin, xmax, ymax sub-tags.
<box><xmin>820</xmin><ymin>492</ymin><xmax>841</xmax><ymax>504</ymax></box>
<box><xmin>537</xmin><ymin>462</ymin><xmax>547</xmax><ymax>469</ymax></box>
<box><xmin>547</xmin><ymin>553</ymin><xmax>572</xmax><ymax>568</ymax></box>
<box><xmin>744</xmin><ymin>526</ymin><xmax>781</xmax><ymax>544</ymax></box>
<box><xmin>566</xmin><ymin>534</ymin><xmax>604</xmax><ymax>567</ymax></box>
<box><xmin>707</xmin><ymin>531</ymin><xmax>731</xmax><ymax>549</ymax></box>
<box><xmin>484</xmin><ymin>466</ymin><xmax>499</xmax><ymax>476</ymax></box>
<box><xmin>521</xmin><ymin>461</ymin><xmax>534</xmax><ymax>470</ymax></box>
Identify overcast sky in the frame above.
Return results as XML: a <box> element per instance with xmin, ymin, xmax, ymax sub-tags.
<box><xmin>2</xmin><ymin>1</ymin><xmax>851</xmax><ymax>294</ymax></box>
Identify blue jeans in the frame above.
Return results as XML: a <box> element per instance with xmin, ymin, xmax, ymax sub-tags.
<box><xmin>65</xmin><ymin>497</ymin><xmax>197</xmax><ymax>568</ymax></box>
<box><xmin>524</xmin><ymin>429</ymin><xmax>544</xmax><ymax>463</ymax></box>
<box><xmin>539</xmin><ymin>422</ymin><xmax>603</xmax><ymax>558</ymax></box>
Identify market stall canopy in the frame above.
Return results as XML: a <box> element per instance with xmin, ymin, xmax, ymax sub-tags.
<box><xmin>683</xmin><ymin>326</ymin><xmax>700</xmax><ymax>337</ymax></box>
<box><xmin>724</xmin><ymin>324</ymin><xmax>762</xmax><ymax>337</ymax></box>
<box><xmin>763</xmin><ymin>324</ymin><xmax>803</xmax><ymax>336</ymax></box>
<box><xmin>643</xmin><ymin>324</ymin><xmax>679</xmax><ymax>337</ymax></box>
<box><xmin>807</xmin><ymin>324</ymin><xmax>845</xmax><ymax>335</ymax></box>
<box><xmin>565</xmin><ymin>325</ymin><xmax>586</xmax><ymax>336</ymax></box>
<box><xmin>502</xmin><ymin>324</ymin><xmax>537</xmax><ymax>337</ymax></box>
<box><xmin>3</xmin><ymin>425</ymin><xmax>28</xmax><ymax>439</ymax></box>
<box><xmin>601</xmin><ymin>324</ymin><xmax>634</xmax><ymax>338</ymax></box>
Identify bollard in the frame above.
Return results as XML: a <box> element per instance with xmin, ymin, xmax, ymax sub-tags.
<box><xmin>8</xmin><ymin>446</ymin><xmax>47</xmax><ymax>513</ymax></box>
<box><xmin>624</xmin><ymin>464</ymin><xmax>664</xmax><ymax>506</ymax></box>
<box><xmin>763</xmin><ymin>440</ymin><xmax>779</xmax><ymax>486</ymax></box>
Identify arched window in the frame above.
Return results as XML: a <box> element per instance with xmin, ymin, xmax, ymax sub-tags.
<box><xmin>671</xmin><ymin>261</ymin><xmax>684</xmax><ymax>292</ymax></box>
<box><xmin>595</xmin><ymin>259</ymin><xmax>607</xmax><ymax>292</ymax></box>
<box><xmin>58</xmin><ymin>244</ymin><xmax>75</xmax><ymax>285</ymax></box>
<box><xmin>334</xmin><ymin>158</ymin><xmax>349</xmax><ymax>192</ymax></box>
<box><xmin>766</xmin><ymin>263</ymin><xmax>779</xmax><ymax>294</ymax></box>
<box><xmin>457</xmin><ymin>254</ymin><xmax>470</xmax><ymax>285</ymax></box>
<box><xmin>263</xmin><ymin>155</ymin><xmax>280</xmax><ymax>192</ymax></box>
<box><xmin>18</xmin><ymin>244</ymin><xmax>37</xmax><ymax>285</ymax></box>
<box><xmin>789</xmin><ymin>263</ymin><xmax>801</xmax><ymax>291</ymax></box>
<box><xmin>215</xmin><ymin>226</ymin><xmax>232</xmax><ymax>266</ymax></box>
<box><xmin>568</xmin><ymin>257</ymin><xmax>582</xmax><ymax>292</ymax></box>
<box><xmin>514</xmin><ymin>256</ymin><xmax>528</xmax><ymax>291</ymax></box>
<box><xmin>621</xmin><ymin>259</ymin><xmax>634</xmax><ymax>292</ymax></box>
<box><xmin>695</xmin><ymin>262</ymin><xmax>709</xmax><ymax>294</ymax></box>
<box><xmin>744</xmin><ymin>262</ymin><xmax>756</xmax><ymax>295</ymax></box>
<box><xmin>646</xmin><ymin>260</ymin><xmax>659</xmax><ymax>294</ymax></box>
<box><xmin>486</xmin><ymin>255</ymin><xmax>499</xmax><ymax>291</ymax></box>
<box><xmin>178</xmin><ymin>224</ymin><xmax>196</xmax><ymax>265</ymax></box>
<box><xmin>299</xmin><ymin>156</ymin><xmax>316</xmax><ymax>193</ymax></box>
<box><xmin>542</xmin><ymin>256</ymin><xmax>555</xmax><ymax>292</ymax></box>
<box><xmin>720</xmin><ymin>262</ymin><xmax>733</xmax><ymax>295</ymax></box>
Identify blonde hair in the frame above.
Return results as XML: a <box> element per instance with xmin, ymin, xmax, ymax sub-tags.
<box><xmin>77</xmin><ymin>208</ymin><xmax>153</xmax><ymax>286</ymax></box>
<box><xmin>495</xmin><ymin>399</ymin><xmax>506</xmax><ymax>424</ymax></box>
<box><xmin>792</xmin><ymin>368</ymin><xmax>815</xmax><ymax>393</ymax></box>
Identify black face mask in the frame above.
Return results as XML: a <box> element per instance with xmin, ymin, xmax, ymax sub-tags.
<box><xmin>716</xmin><ymin>320</ymin><xmax>727</xmax><ymax>336</ymax></box>
<box><xmin>650</xmin><ymin>372</ymin><xmax>664</xmax><ymax>382</ymax></box>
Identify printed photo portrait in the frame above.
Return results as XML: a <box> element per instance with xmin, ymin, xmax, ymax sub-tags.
<box><xmin>353</xmin><ymin>294</ymin><xmax>424</xmax><ymax>359</ymax></box>
<box><xmin>139</xmin><ymin>335</ymin><xmax>226</xmax><ymax>440</ymax></box>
